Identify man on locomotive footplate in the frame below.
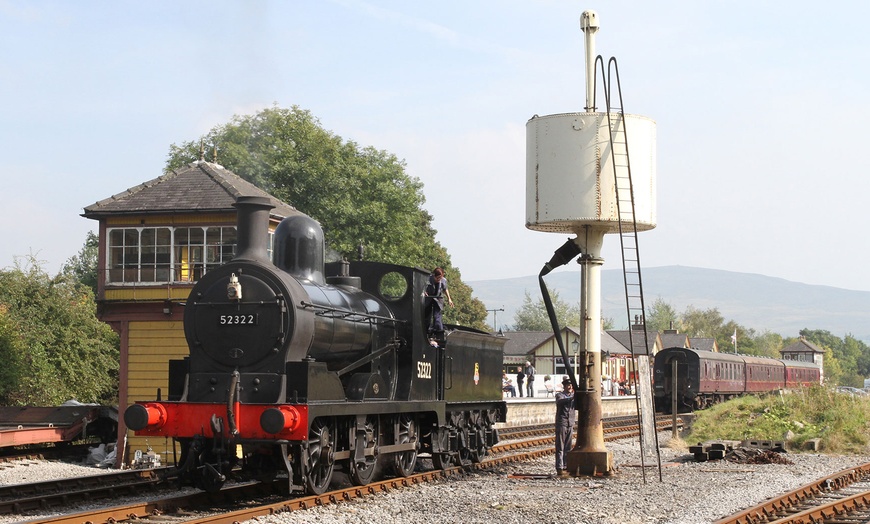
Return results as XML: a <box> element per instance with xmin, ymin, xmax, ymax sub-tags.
<box><xmin>423</xmin><ymin>267</ymin><xmax>453</xmax><ymax>343</ymax></box>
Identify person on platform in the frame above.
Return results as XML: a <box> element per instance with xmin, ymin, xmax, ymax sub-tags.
<box><xmin>502</xmin><ymin>373</ymin><xmax>516</xmax><ymax>397</ymax></box>
<box><xmin>602</xmin><ymin>375</ymin><xmax>612</xmax><ymax>397</ymax></box>
<box><xmin>555</xmin><ymin>377</ymin><xmax>576</xmax><ymax>476</ymax></box>
<box><xmin>516</xmin><ymin>368</ymin><xmax>525</xmax><ymax>398</ymax></box>
<box><xmin>524</xmin><ymin>360</ymin><xmax>536</xmax><ymax>397</ymax></box>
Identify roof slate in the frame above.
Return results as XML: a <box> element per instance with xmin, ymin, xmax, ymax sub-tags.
<box><xmin>781</xmin><ymin>338</ymin><xmax>826</xmax><ymax>355</ymax></box>
<box><xmin>690</xmin><ymin>337</ymin><xmax>717</xmax><ymax>351</ymax></box>
<box><xmin>607</xmin><ymin>329</ymin><xmax>658</xmax><ymax>356</ymax></box>
<box><xmin>500</xmin><ymin>331</ymin><xmax>555</xmax><ymax>357</ymax></box>
<box><xmin>82</xmin><ymin>161</ymin><xmax>298</xmax><ymax>219</ymax></box>
<box><xmin>660</xmin><ymin>332</ymin><xmax>690</xmax><ymax>349</ymax></box>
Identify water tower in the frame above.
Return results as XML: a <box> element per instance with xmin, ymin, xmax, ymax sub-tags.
<box><xmin>525</xmin><ymin>10</ymin><xmax>656</xmax><ymax>476</ymax></box>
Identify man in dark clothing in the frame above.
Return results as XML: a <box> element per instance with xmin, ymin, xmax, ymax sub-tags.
<box><xmin>516</xmin><ymin>369</ymin><xmax>525</xmax><ymax>398</ymax></box>
<box><xmin>524</xmin><ymin>360</ymin><xmax>536</xmax><ymax>397</ymax></box>
<box><xmin>423</xmin><ymin>267</ymin><xmax>453</xmax><ymax>339</ymax></box>
<box><xmin>555</xmin><ymin>377</ymin><xmax>575</xmax><ymax>476</ymax></box>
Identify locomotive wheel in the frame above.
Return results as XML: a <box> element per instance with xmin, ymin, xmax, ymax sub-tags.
<box><xmin>305</xmin><ymin>418</ymin><xmax>335</xmax><ymax>495</ymax></box>
<box><xmin>391</xmin><ymin>414</ymin><xmax>418</xmax><ymax>477</ymax></box>
<box><xmin>432</xmin><ymin>452</ymin><xmax>450</xmax><ymax>470</ymax></box>
<box><xmin>349</xmin><ymin>415</ymin><xmax>378</xmax><ymax>486</ymax></box>
<box><xmin>467</xmin><ymin>412</ymin><xmax>487</xmax><ymax>464</ymax></box>
<box><xmin>454</xmin><ymin>448</ymin><xmax>473</xmax><ymax>467</ymax></box>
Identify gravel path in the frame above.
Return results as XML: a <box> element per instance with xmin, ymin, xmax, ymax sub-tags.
<box><xmin>0</xmin><ymin>436</ymin><xmax>867</xmax><ymax>524</ymax></box>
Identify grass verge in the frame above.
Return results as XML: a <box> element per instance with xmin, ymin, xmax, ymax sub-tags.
<box><xmin>686</xmin><ymin>385</ymin><xmax>870</xmax><ymax>454</ymax></box>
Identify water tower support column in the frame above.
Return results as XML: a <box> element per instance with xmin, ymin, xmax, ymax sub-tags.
<box><xmin>567</xmin><ymin>227</ymin><xmax>614</xmax><ymax>476</ymax></box>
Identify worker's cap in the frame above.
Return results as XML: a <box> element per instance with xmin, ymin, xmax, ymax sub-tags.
<box><xmin>562</xmin><ymin>378</ymin><xmax>572</xmax><ymax>386</ymax></box>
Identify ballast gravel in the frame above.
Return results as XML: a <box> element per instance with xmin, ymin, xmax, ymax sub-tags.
<box><xmin>241</xmin><ymin>437</ymin><xmax>870</xmax><ymax>524</ymax></box>
<box><xmin>0</xmin><ymin>436</ymin><xmax>868</xmax><ymax>524</ymax></box>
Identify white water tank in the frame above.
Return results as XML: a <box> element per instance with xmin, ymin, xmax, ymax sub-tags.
<box><xmin>526</xmin><ymin>112</ymin><xmax>656</xmax><ymax>234</ymax></box>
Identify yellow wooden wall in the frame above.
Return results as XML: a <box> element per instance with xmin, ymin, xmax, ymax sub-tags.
<box><xmin>125</xmin><ymin>320</ymin><xmax>188</xmax><ymax>460</ymax></box>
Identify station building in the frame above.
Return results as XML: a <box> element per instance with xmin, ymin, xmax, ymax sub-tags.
<box><xmin>501</xmin><ymin>327</ymin><xmax>664</xmax><ymax>397</ymax></box>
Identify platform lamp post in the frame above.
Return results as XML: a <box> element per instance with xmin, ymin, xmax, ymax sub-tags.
<box><xmin>486</xmin><ymin>308</ymin><xmax>504</xmax><ymax>332</ymax></box>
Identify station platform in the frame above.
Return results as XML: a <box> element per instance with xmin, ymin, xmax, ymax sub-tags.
<box><xmin>497</xmin><ymin>395</ymin><xmax>639</xmax><ymax>427</ymax></box>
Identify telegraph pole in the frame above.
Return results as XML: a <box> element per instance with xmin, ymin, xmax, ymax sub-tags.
<box><xmin>486</xmin><ymin>308</ymin><xmax>504</xmax><ymax>332</ymax></box>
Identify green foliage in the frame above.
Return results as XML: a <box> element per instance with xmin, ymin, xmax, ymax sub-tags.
<box><xmin>797</xmin><ymin>329</ymin><xmax>870</xmax><ymax>387</ymax></box>
<box><xmin>645</xmin><ymin>297</ymin><xmax>679</xmax><ymax>333</ymax></box>
<box><xmin>61</xmin><ymin>231</ymin><xmax>99</xmax><ymax>296</ymax></box>
<box><xmin>511</xmin><ymin>290</ymin><xmax>580</xmax><ymax>331</ymax></box>
<box><xmin>680</xmin><ymin>306</ymin><xmax>724</xmax><ymax>339</ymax></box>
<box><xmin>0</xmin><ymin>307</ymin><xmax>27</xmax><ymax>401</ymax></box>
<box><xmin>746</xmin><ymin>330</ymin><xmax>784</xmax><ymax>359</ymax></box>
<box><xmin>0</xmin><ymin>257</ymin><xmax>119</xmax><ymax>405</ymax></box>
<box><xmin>687</xmin><ymin>386</ymin><xmax>870</xmax><ymax>453</ymax></box>
<box><xmin>165</xmin><ymin>105</ymin><xmax>488</xmax><ymax>331</ymax></box>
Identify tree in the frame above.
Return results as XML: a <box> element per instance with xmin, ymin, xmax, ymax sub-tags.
<box><xmin>796</xmin><ymin>329</ymin><xmax>870</xmax><ymax>386</ymax></box>
<box><xmin>749</xmin><ymin>330</ymin><xmax>783</xmax><ymax>359</ymax></box>
<box><xmin>165</xmin><ymin>105</ymin><xmax>488</xmax><ymax>330</ymax></box>
<box><xmin>680</xmin><ymin>306</ymin><xmax>724</xmax><ymax>338</ymax></box>
<box><xmin>512</xmin><ymin>290</ymin><xmax>580</xmax><ymax>331</ymax></box>
<box><xmin>62</xmin><ymin>231</ymin><xmax>98</xmax><ymax>296</ymax></box>
<box><xmin>645</xmin><ymin>297</ymin><xmax>679</xmax><ymax>333</ymax></box>
<box><xmin>0</xmin><ymin>257</ymin><xmax>119</xmax><ymax>405</ymax></box>
<box><xmin>0</xmin><ymin>305</ymin><xmax>26</xmax><ymax>402</ymax></box>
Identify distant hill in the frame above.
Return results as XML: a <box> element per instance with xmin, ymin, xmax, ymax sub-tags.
<box><xmin>467</xmin><ymin>266</ymin><xmax>870</xmax><ymax>342</ymax></box>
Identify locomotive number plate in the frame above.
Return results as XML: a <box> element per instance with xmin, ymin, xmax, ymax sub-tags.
<box><xmin>219</xmin><ymin>314</ymin><xmax>258</xmax><ymax>326</ymax></box>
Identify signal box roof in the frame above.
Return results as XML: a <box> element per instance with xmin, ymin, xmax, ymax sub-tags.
<box><xmin>82</xmin><ymin>161</ymin><xmax>298</xmax><ymax>220</ymax></box>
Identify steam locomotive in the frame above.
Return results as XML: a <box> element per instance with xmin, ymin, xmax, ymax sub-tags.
<box><xmin>653</xmin><ymin>347</ymin><xmax>821</xmax><ymax>413</ymax></box>
<box><xmin>123</xmin><ymin>196</ymin><xmax>506</xmax><ymax>494</ymax></box>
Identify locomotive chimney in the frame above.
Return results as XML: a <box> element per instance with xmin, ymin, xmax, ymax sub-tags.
<box><xmin>233</xmin><ymin>196</ymin><xmax>274</xmax><ymax>263</ymax></box>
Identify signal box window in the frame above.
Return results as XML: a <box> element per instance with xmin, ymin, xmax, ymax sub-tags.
<box><xmin>107</xmin><ymin>226</ymin><xmax>242</xmax><ymax>284</ymax></box>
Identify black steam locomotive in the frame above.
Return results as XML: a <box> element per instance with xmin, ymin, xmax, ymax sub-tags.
<box><xmin>653</xmin><ymin>347</ymin><xmax>821</xmax><ymax>413</ymax></box>
<box><xmin>124</xmin><ymin>196</ymin><xmax>506</xmax><ymax>494</ymax></box>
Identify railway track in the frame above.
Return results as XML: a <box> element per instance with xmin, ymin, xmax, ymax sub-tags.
<box><xmin>5</xmin><ymin>415</ymin><xmax>680</xmax><ymax>524</ymax></box>
<box><xmin>714</xmin><ymin>461</ymin><xmax>870</xmax><ymax>524</ymax></box>
<box><xmin>0</xmin><ymin>467</ymin><xmax>172</xmax><ymax>516</ymax></box>
<box><xmin>0</xmin><ymin>443</ymin><xmax>94</xmax><ymax>464</ymax></box>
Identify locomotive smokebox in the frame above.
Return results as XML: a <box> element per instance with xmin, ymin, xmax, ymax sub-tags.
<box><xmin>233</xmin><ymin>196</ymin><xmax>274</xmax><ymax>263</ymax></box>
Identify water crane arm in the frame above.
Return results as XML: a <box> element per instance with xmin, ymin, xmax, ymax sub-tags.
<box><xmin>538</xmin><ymin>238</ymin><xmax>582</xmax><ymax>390</ymax></box>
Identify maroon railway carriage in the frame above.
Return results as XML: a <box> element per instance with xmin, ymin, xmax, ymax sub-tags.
<box><xmin>653</xmin><ymin>347</ymin><xmax>821</xmax><ymax>413</ymax></box>
<box><xmin>785</xmin><ymin>359</ymin><xmax>822</xmax><ymax>389</ymax></box>
<box><xmin>743</xmin><ymin>355</ymin><xmax>787</xmax><ymax>394</ymax></box>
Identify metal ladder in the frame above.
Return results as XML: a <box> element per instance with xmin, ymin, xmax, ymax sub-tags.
<box><xmin>594</xmin><ymin>55</ymin><xmax>662</xmax><ymax>481</ymax></box>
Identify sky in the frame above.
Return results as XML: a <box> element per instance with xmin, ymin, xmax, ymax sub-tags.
<box><xmin>2</xmin><ymin>1</ymin><xmax>870</xmax><ymax>292</ymax></box>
